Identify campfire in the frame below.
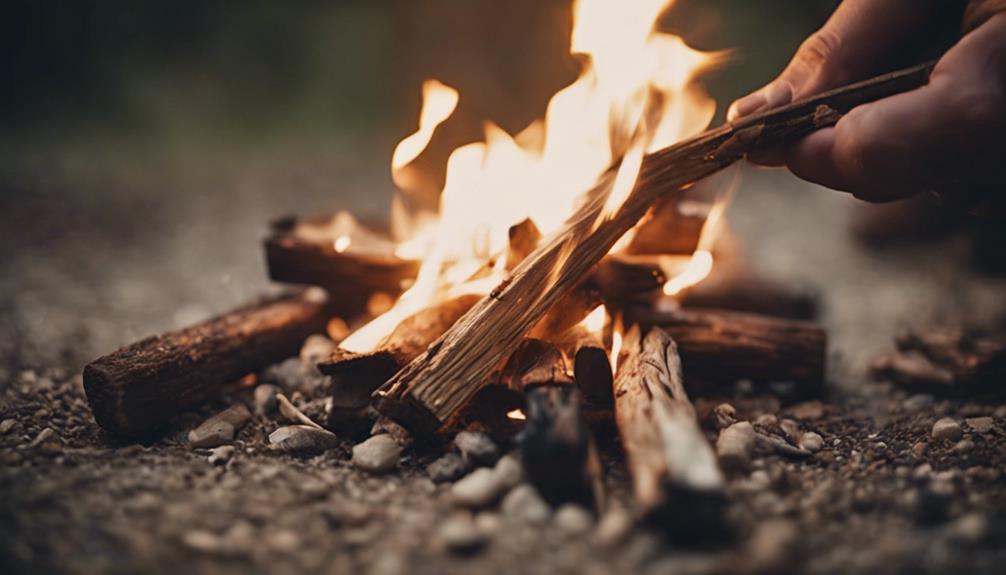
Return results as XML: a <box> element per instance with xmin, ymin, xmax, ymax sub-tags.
<box><xmin>81</xmin><ymin>0</ymin><xmax>937</xmax><ymax>537</ymax></box>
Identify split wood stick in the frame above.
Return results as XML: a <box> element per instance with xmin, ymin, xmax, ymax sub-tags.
<box><xmin>376</xmin><ymin>62</ymin><xmax>934</xmax><ymax>434</ymax></box>
<box><xmin>320</xmin><ymin>294</ymin><xmax>480</xmax><ymax>432</ymax></box>
<box><xmin>613</xmin><ymin>326</ymin><xmax>726</xmax><ymax>534</ymax></box>
<box><xmin>264</xmin><ymin>217</ymin><xmax>419</xmax><ymax>315</ymax></box>
<box><xmin>556</xmin><ymin>325</ymin><xmax>614</xmax><ymax>408</ymax></box>
<box><xmin>84</xmin><ymin>288</ymin><xmax>333</xmax><ymax>437</ymax></box>
<box><xmin>629</xmin><ymin>306</ymin><xmax>827</xmax><ymax>390</ymax></box>
<box><xmin>502</xmin><ymin>339</ymin><xmax>605</xmax><ymax>510</ymax></box>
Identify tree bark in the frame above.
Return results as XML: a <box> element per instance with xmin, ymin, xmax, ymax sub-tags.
<box><xmin>83</xmin><ymin>288</ymin><xmax>333</xmax><ymax>437</ymax></box>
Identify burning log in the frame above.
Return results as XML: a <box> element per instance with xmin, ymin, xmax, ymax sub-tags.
<box><xmin>375</xmin><ymin>62</ymin><xmax>933</xmax><ymax>435</ymax></box>
<box><xmin>630</xmin><ymin>307</ymin><xmax>827</xmax><ymax>392</ymax></box>
<box><xmin>556</xmin><ymin>325</ymin><xmax>614</xmax><ymax>408</ymax></box>
<box><xmin>320</xmin><ymin>294</ymin><xmax>480</xmax><ymax>433</ymax></box>
<box><xmin>613</xmin><ymin>326</ymin><xmax>726</xmax><ymax>536</ymax></box>
<box><xmin>83</xmin><ymin>288</ymin><xmax>333</xmax><ymax>437</ymax></box>
<box><xmin>502</xmin><ymin>340</ymin><xmax>604</xmax><ymax>510</ymax></box>
<box><xmin>264</xmin><ymin>216</ymin><xmax>419</xmax><ymax>316</ymax></box>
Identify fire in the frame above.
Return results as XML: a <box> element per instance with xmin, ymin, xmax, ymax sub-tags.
<box><xmin>610</xmin><ymin>315</ymin><xmax>625</xmax><ymax>375</ymax></box>
<box><xmin>581</xmin><ymin>305</ymin><xmax>607</xmax><ymax>334</ymax></box>
<box><xmin>506</xmin><ymin>409</ymin><xmax>527</xmax><ymax>421</ymax></box>
<box><xmin>334</xmin><ymin>235</ymin><xmax>351</xmax><ymax>254</ymax></box>
<box><xmin>341</xmin><ymin>0</ymin><xmax>723</xmax><ymax>354</ymax></box>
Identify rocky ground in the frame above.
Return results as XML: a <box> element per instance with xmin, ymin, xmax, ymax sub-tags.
<box><xmin>2</xmin><ymin>153</ymin><xmax>1005</xmax><ymax>574</ymax></box>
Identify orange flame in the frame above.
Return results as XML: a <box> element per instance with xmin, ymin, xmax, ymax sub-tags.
<box><xmin>610</xmin><ymin>315</ymin><xmax>625</xmax><ymax>375</ymax></box>
<box><xmin>580</xmin><ymin>305</ymin><xmax>607</xmax><ymax>335</ymax></box>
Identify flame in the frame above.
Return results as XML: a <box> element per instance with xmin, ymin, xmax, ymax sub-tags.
<box><xmin>334</xmin><ymin>235</ymin><xmax>351</xmax><ymax>253</ymax></box>
<box><xmin>506</xmin><ymin>409</ymin><xmax>527</xmax><ymax>421</ymax></box>
<box><xmin>581</xmin><ymin>305</ymin><xmax>607</xmax><ymax>334</ymax></box>
<box><xmin>341</xmin><ymin>1</ymin><xmax>722</xmax><ymax>353</ymax></box>
<box><xmin>610</xmin><ymin>315</ymin><xmax>625</xmax><ymax>375</ymax></box>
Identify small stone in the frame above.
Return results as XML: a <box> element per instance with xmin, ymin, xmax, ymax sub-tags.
<box><xmin>553</xmin><ymin>504</ymin><xmax>593</xmax><ymax>535</ymax></box>
<box><xmin>189</xmin><ymin>404</ymin><xmax>252</xmax><ymax>448</ymax></box>
<box><xmin>717</xmin><ymin>421</ymin><xmax>755</xmax><ymax>471</ymax></box>
<box><xmin>911</xmin><ymin>442</ymin><xmax>929</xmax><ymax>459</ymax></box>
<box><xmin>266</xmin><ymin>529</ymin><xmax>300</xmax><ymax>553</ymax></box>
<box><xmin>28</xmin><ymin>428</ymin><xmax>61</xmax><ymax>454</ymax></box>
<box><xmin>754</xmin><ymin>414</ymin><xmax>778</xmax><ymax>427</ymax></box>
<box><xmin>965</xmin><ymin>416</ymin><xmax>994</xmax><ymax>434</ymax></box>
<box><xmin>800</xmin><ymin>432</ymin><xmax>824</xmax><ymax>452</ymax></box>
<box><xmin>594</xmin><ymin>506</ymin><xmax>633</xmax><ymax>548</ymax></box>
<box><xmin>931</xmin><ymin>417</ymin><xmax>963</xmax><ymax>441</ymax></box>
<box><xmin>788</xmin><ymin>401</ymin><xmax>824</xmax><ymax>421</ymax></box>
<box><xmin>475</xmin><ymin>512</ymin><xmax>502</xmax><ymax>536</ymax></box>
<box><xmin>427</xmin><ymin>453</ymin><xmax>469</xmax><ymax>483</ymax></box>
<box><xmin>902</xmin><ymin>394</ymin><xmax>934</xmax><ymax>412</ymax></box>
<box><xmin>491</xmin><ymin>454</ymin><xmax>523</xmax><ymax>492</ymax></box>
<box><xmin>183</xmin><ymin>530</ymin><xmax>223</xmax><ymax>553</ymax></box>
<box><xmin>269</xmin><ymin>425</ymin><xmax>338</xmax><ymax>454</ymax></box>
<box><xmin>713</xmin><ymin>403</ymin><xmax>737</xmax><ymax>429</ymax></box>
<box><xmin>951</xmin><ymin>439</ymin><xmax>974</xmax><ymax>454</ymax></box>
<box><xmin>745</xmin><ymin>519</ymin><xmax>797</xmax><ymax>572</ymax></box>
<box><xmin>323</xmin><ymin>499</ymin><xmax>372</xmax><ymax>527</ymax></box>
<box><xmin>501</xmin><ymin>484</ymin><xmax>550</xmax><ymax>524</ymax></box>
<box><xmin>454</xmin><ymin>431</ymin><xmax>499</xmax><ymax>466</ymax></box>
<box><xmin>352</xmin><ymin>434</ymin><xmax>401</xmax><ymax>474</ymax></box>
<box><xmin>254</xmin><ymin>384</ymin><xmax>279</xmax><ymax>414</ymax></box>
<box><xmin>779</xmin><ymin>419</ymin><xmax>801</xmax><ymax>444</ymax></box>
<box><xmin>947</xmin><ymin>512</ymin><xmax>988</xmax><ymax>544</ymax></box>
<box><xmin>438</xmin><ymin>513</ymin><xmax>487</xmax><ymax>555</ymax></box>
<box><xmin>913</xmin><ymin>463</ymin><xmax>933</xmax><ymax>480</ymax></box>
<box><xmin>0</xmin><ymin>419</ymin><xmax>16</xmax><ymax>434</ymax></box>
<box><xmin>300</xmin><ymin>334</ymin><xmax>336</xmax><ymax>366</ymax></box>
<box><xmin>451</xmin><ymin>468</ymin><xmax>501</xmax><ymax>508</ymax></box>
<box><xmin>208</xmin><ymin>445</ymin><xmax>235</xmax><ymax>465</ymax></box>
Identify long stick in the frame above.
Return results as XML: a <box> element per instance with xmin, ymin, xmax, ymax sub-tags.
<box><xmin>376</xmin><ymin>63</ymin><xmax>935</xmax><ymax>434</ymax></box>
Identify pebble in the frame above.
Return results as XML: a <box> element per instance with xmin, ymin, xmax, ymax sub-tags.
<box><xmin>183</xmin><ymin>530</ymin><xmax>223</xmax><ymax>553</ymax></box>
<box><xmin>594</xmin><ymin>506</ymin><xmax>633</xmax><ymax>548</ymax></box>
<box><xmin>947</xmin><ymin>512</ymin><xmax>988</xmax><ymax>544</ymax></box>
<box><xmin>208</xmin><ymin>445</ymin><xmax>235</xmax><ymax>465</ymax></box>
<box><xmin>491</xmin><ymin>454</ymin><xmax>523</xmax><ymax>492</ymax></box>
<box><xmin>800</xmin><ymin>432</ymin><xmax>824</xmax><ymax>452</ymax></box>
<box><xmin>902</xmin><ymin>394</ymin><xmax>934</xmax><ymax>412</ymax></box>
<box><xmin>553</xmin><ymin>504</ymin><xmax>593</xmax><ymax>535</ymax></box>
<box><xmin>438</xmin><ymin>513</ymin><xmax>487</xmax><ymax>555</ymax></box>
<box><xmin>300</xmin><ymin>334</ymin><xmax>336</xmax><ymax>367</ymax></box>
<box><xmin>475</xmin><ymin>512</ymin><xmax>502</xmax><ymax>536</ymax></box>
<box><xmin>788</xmin><ymin>401</ymin><xmax>824</xmax><ymax>421</ymax></box>
<box><xmin>323</xmin><ymin>499</ymin><xmax>372</xmax><ymax>527</ymax></box>
<box><xmin>911</xmin><ymin>441</ymin><xmax>929</xmax><ymax>459</ymax></box>
<box><xmin>451</xmin><ymin>468</ymin><xmax>501</xmax><ymax>508</ymax></box>
<box><xmin>29</xmin><ymin>428</ymin><xmax>62</xmax><ymax>455</ymax></box>
<box><xmin>254</xmin><ymin>384</ymin><xmax>279</xmax><ymax>414</ymax></box>
<box><xmin>931</xmin><ymin>417</ymin><xmax>963</xmax><ymax>442</ymax></box>
<box><xmin>951</xmin><ymin>439</ymin><xmax>974</xmax><ymax>454</ymax></box>
<box><xmin>745</xmin><ymin>519</ymin><xmax>797</xmax><ymax>572</ymax></box>
<box><xmin>965</xmin><ymin>416</ymin><xmax>994</xmax><ymax>434</ymax></box>
<box><xmin>717</xmin><ymin>421</ymin><xmax>755</xmax><ymax>471</ymax></box>
<box><xmin>454</xmin><ymin>431</ymin><xmax>499</xmax><ymax>466</ymax></box>
<box><xmin>269</xmin><ymin>425</ymin><xmax>338</xmax><ymax>454</ymax></box>
<box><xmin>0</xmin><ymin>418</ymin><xmax>16</xmax><ymax>434</ymax></box>
<box><xmin>713</xmin><ymin>403</ymin><xmax>737</xmax><ymax>428</ymax></box>
<box><xmin>500</xmin><ymin>484</ymin><xmax>551</xmax><ymax>524</ymax></box>
<box><xmin>426</xmin><ymin>453</ymin><xmax>469</xmax><ymax>483</ymax></box>
<box><xmin>188</xmin><ymin>404</ymin><xmax>252</xmax><ymax>448</ymax></box>
<box><xmin>351</xmin><ymin>434</ymin><xmax>401</xmax><ymax>474</ymax></box>
<box><xmin>754</xmin><ymin>414</ymin><xmax>778</xmax><ymax>427</ymax></box>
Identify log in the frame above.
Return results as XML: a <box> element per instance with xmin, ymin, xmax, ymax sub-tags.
<box><xmin>321</xmin><ymin>294</ymin><xmax>480</xmax><ymax>433</ymax></box>
<box><xmin>630</xmin><ymin>306</ymin><xmax>827</xmax><ymax>394</ymax></box>
<box><xmin>613</xmin><ymin>326</ymin><xmax>726</xmax><ymax>535</ymax></box>
<box><xmin>502</xmin><ymin>340</ymin><xmax>604</xmax><ymax>510</ymax></box>
<box><xmin>83</xmin><ymin>288</ymin><xmax>333</xmax><ymax>437</ymax></box>
<box><xmin>556</xmin><ymin>325</ymin><xmax>614</xmax><ymax>408</ymax></box>
<box><xmin>376</xmin><ymin>62</ymin><xmax>934</xmax><ymax>435</ymax></box>
<box><xmin>679</xmin><ymin>264</ymin><xmax>820</xmax><ymax>320</ymax></box>
<box><xmin>264</xmin><ymin>216</ymin><xmax>419</xmax><ymax>316</ymax></box>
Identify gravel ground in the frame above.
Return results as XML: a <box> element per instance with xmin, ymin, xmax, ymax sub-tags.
<box><xmin>2</xmin><ymin>149</ymin><xmax>1005</xmax><ymax>574</ymax></box>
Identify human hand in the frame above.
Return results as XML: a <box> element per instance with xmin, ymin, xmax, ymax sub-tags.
<box><xmin>728</xmin><ymin>0</ymin><xmax>1006</xmax><ymax>206</ymax></box>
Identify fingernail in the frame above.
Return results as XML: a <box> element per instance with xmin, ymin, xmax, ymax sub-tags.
<box><xmin>728</xmin><ymin>92</ymin><xmax>767</xmax><ymax>122</ymax></box>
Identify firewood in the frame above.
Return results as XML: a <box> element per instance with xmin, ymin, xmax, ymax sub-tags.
<box><xmin>679</xmin><ymin>264</ymin><xmax>819</xmax><ymax>320</ymax></box>
<box><xmin>556</xmin><ymin>325</ymin><xmax>614</xmax><ymax>408</ymax></box>
<box><xmin>264</xmin><ymin>216</ymin><xmax>419</xmax><ymax>316</ymax></box>
<box><xmin>629</xmin><ymin>307</ymin><xmax>827</xmax><ymax>392</ymax></box>
<box><xmin>613</xmin><ymin>326</ymin><xmax>726</xmax><ymax>535</ymax></box>
<box><xmin>321</xmin><ymin>294</ymin><xmax>480</xmax><ymax>433</ymax></box>
<box><xmin>501</xmin><ymin>340</ymin><xmax>604</xmax><ymax>510</ymax></box>
<box><xmin>83</xmin><ymin>288</ymin><xmax>333</xmax><ymax>437</ymax></box>
<box><xmin>376</xmin><ymin>62</ymin><xmax>934</xmax><ymax>435</ymax></box>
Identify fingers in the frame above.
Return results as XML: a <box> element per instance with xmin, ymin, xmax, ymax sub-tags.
<box><xmin>784</xmin><ymin>15</ymin><xmax>1006</xmax><ymax>202</ymax></box>
<box><xmin>728</xmin><ymin>0</ymin><xmax>946</xmax><ymax>124</ymax></box>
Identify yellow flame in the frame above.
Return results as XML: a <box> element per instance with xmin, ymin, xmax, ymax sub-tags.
<box><xmin>391</xmin><ymin>79</ymin><xmax>460</xmax><ymax>187</ymax></box>
<box><xmin>506</xmin><ymin>409</ymin><xmax>527</xmax><ymax>421</ymax></box>
<box><xmin>610</xmin><ymin>318</ymin><xmax>625</xmax><ymax>375</ymax></box>
<box><xmin>662</xmin><ymin>249</ymin><xmax>713</xmax><ymax>296</ymax></box>
<box><xmin>341</xmin><ymin>1</ymin><xmax>720</xmax><ymax>353</ymax></box>
<box><xmin>334</xmin><ymin>235</ymin><xmax>351</xmax><ymax>253</ymax></box>
<box><xmin>581</xmin><ymin>305</ymin><xmax>607</xmax><ymax>334</ymax></box>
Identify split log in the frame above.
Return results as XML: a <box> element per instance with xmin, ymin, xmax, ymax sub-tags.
<box><xmin>630</xmin><ymin>307</ymin><xmax>827</xmax><ymax>394</ymax></box>
<box><xmin>83</xmin><ymin>288</ymin><xmax>333</xmax><ymax>437</ymax></box>
<box><xmin>321</xmin><ymin>294</ymin><xmax>480</xmax><ymax>434</ymax></box>
<box><xmin>376</xmin><ymin>62</ymin><xmax>932</xmax><ymax>435</ymax></box>
<box><xmin>502</xmin><ymin>340</ymin><xmax>604</xmax><ymax>510</ymax></box>
<box><xmin>613</xmin><ymin>326</ymin><xmax>726</xmax><ymax>536</ymax></box>
<box><xmin>556</xmin><ymin>325</ymin><xmax>614</xmax><ymax>408</ymax></box>
<box><xmin>264</xmin><ymin>216</ymin><xmax>419</xmax><ymax>316</ymax></box>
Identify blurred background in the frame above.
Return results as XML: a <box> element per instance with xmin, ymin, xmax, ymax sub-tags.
<box><xmin>2</xmin><ymin>0</ymin><xmax>1002</xmax><ymax>383</ymax></box>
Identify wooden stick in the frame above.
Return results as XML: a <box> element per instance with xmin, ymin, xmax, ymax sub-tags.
<box><xmin>501</xmin><ymin>340</ymin><xmax>605</xmax><ymax>511</ymax></box>
<box><xmin>83</xmin><ymin>288</ymin><xmax>333</xmax><ymax>437</ymax></box>
<box><xmin>629</xmin><ymin>306</ymin><xmax>827</xmax><ymax>392</ymax></box>
<box><xmin>556</xmin><ymin>325</ymin><xmax>614</xmax><ymax>408</ymax></box>
<box><xmin>613</xmin><ymin>326</ymin><xmax>726</xmax><ymax>533</ymax></box>
<box><xmin>376</xmin><ymin>62</ymin><xmax>934</xmax><ymax>434</ymax></box>
<box><xmin>321</xmin><ymin>294</ymin><xmax>480</xmax><ymax>433</ymax></box>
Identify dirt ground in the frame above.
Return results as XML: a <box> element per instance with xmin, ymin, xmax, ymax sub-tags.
<box><xmin>2</xmin><ymin>150</ymin><xmax>1005</xmax><ymax>574</ymax></box>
